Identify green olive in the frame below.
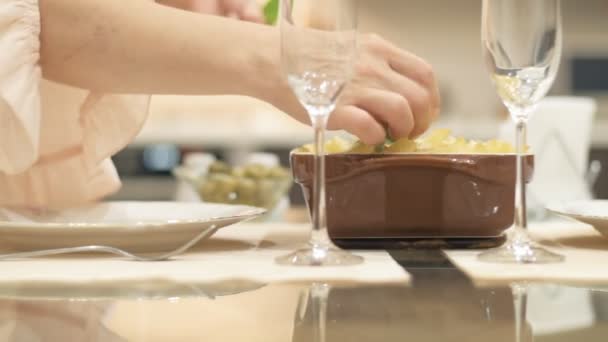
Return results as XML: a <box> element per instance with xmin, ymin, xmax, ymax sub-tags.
<box><xmin>209</xmin><ymin>174</ymin><xmax>238</xmax><ymax>192</ymax></box>
<box><xmin>243</xmin><ymin>164</ymin><xmax>269</xmax><ymax>179</ymax></box>
<box><xmin>198</xmin><ymin>180</ymin><xmax>216</xmax><ymax>201</ymax></box>
<box><xmin>231</xmin><ymin>166</ymin><xmax>246</xmax><ymax>178</ymax></box>
<box><xmin>208</xmin><ymin>161</ymin><xmax>231</xmax><ymax>174</ymax></box>
<box><xmin>257</xmin><ymin>179</ymin><xmax>278</xmax><ymax>208</ymax></box>
<box><xmin>236</xmin><ymin>178</ymin><xmax>257</xmax><ymax>205</ymax></box>
<box><xmin>198</xmin><ymin>161</ymin><xmax>291</xmax><ymax>207</ymax></box>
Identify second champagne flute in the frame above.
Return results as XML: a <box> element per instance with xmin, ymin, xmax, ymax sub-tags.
<box><xmin>275</xmin><ymin>0</ymin><xmax>363</xmax><ymax>266</ymax></box>
<box><xmin>478</xmin><ymin>0</ymin><xmax>564</xmax><ymax>263</ymax></box>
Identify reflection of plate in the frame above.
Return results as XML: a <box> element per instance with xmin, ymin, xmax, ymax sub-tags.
<box><xmin>547</xmin><ymin>200</ymin><xmax>608</xmax><ymax>237</ymax></box>
<box><xmin>0</xmin><ymin>202</ymin><xmax>265</xmax><ymax>252</ymax></box>
<box><xmin>0</xmin><ymin>279</ymin><xmax>266</xmax><ymax>301</ymax></box>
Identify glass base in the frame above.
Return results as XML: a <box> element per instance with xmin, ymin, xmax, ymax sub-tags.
<box><xmin>478</xmin><ymin>241</ymin><xmax>564</xmax><ymax>264</ymax></box>
<box><xmin>276</xmin><ymin>245</ymin><xmax>364</xmax><ymax>266</ymax></box>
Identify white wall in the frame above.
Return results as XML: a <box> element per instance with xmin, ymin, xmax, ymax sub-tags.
<box><xmin>357</xmin><ymin>0</ymin><xmax>608</xmax><ymax>119</ymax></box>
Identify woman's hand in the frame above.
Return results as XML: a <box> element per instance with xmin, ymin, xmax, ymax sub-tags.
<box><xmin>279</xmin><ymin>34</ymin><xmax>440</xmax><ymax>145</ymax></box>
<box><xmin>329</xmin><ymin>34</ymin><xmax>440</xmax><ymax>144</ymax></box>
<box><xmin>158</xmin><ymin>0</ymin><xmax>263</xmax><ymax>23</ymax></box>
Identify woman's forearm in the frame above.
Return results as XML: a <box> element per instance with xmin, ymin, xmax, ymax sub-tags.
<box><xmin>38</xmin><ymin>0</ymin><xmax>287</xmax><ymax>105</ymax></box>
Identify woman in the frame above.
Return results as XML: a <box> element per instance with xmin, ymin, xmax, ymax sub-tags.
<box><xmin>0</xmin><ymin>0</ymin><xmax>439</xmax><ymax>209</ymax></box>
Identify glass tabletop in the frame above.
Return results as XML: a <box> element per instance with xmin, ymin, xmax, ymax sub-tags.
<box><xmin>0</xmin><ymin>250</ymin><xmax>606</xmax><ymax>341</ymax></box>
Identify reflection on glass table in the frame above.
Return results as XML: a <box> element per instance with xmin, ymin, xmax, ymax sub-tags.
<box><xmin>0</xmin><ymin>267</ymin><xmax>607</xmax><ymax>341</ymax></box>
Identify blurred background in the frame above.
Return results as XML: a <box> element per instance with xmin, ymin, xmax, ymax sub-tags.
<box><xmin>110</xmin><ymin>0</ymin><xmax>608</xmax><ymax>211</ymax></box>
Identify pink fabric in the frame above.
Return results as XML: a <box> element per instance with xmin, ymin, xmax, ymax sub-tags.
<box><xmin>0</xmin><ymin>1</ymin><xmax>150</xmax><ymax>209</ymax></box>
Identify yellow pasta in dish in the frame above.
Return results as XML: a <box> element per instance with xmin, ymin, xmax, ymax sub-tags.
<box><xmin>384</xmin><ymin>138</ymin><xmax>416</xmax><ymax>153</ymax></box>
<box><xmin>296</xmin><ymin>129</ymin><xmax>518</xmax><ymax>154</ymax></box>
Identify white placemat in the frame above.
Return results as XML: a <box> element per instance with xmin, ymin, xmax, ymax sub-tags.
<box><xmin>445</xmin><ymin>221</ymin><xmax>608</xmax><ymax>286</ymax></box>
<box><xmin>0</xmin><ymin>223</ymin><xmax>409</xmax><ymax>285</ymax></box>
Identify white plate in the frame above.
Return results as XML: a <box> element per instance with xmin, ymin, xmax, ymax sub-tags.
<box><xmin>546</xmin><ymin>200</ymin><xmax>608</xmax><ymax>236</ymax></box>
<box><xmin>0</xmin><ymin>202</ymin><xmax>265</xmax><ymax>252</ymax></box>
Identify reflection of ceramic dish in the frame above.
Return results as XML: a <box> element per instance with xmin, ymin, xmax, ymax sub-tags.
<box><xmin>547</xmin><ymin>200</ymin><xmax>608</xmax><ymax>237</ymax></box>
<box><xmin>0</xmin><ymin>279</ymin><xmax>266</xmax><ymax>301</ymax></box>
<box><xmin>0</xmin><ymin>202</ymin><xmax>265</xmax><ymax>253</ymax></box>
<box><xmin>291</xmin><ymin>152</ymin><xmax>534</xmax><ymax>239</ymax></box>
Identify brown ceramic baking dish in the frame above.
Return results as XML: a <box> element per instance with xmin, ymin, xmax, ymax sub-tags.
<box><xmin>291</xmin><ymin>152</ymin><xmax>534</xmax><ymax>240</ymax></box>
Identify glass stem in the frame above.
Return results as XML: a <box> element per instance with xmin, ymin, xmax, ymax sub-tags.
<box><xmin>512</xmin><ymin>284</ymin><xmax>528</xmax><ymax>342</ymax></box>
<box><xmin>310</xmin><ymin>114</ymin><xmax>330</xmax><ymax>249</ymax></box>
<box><xmin>311</xmin><ymin>283</ymin><xmax>330</xmax><ymax>342</ymax></box>
<box><xmin>513</xmin><ymin>119</ymin><xmax>529</xmax><ymax>245</ymax></box>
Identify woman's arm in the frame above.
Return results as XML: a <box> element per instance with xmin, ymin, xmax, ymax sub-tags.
<box><xmin>39</xmin><ymin>0</ymin><xmax>439</xmax><ymax>144</ymax></box>
<box><xmin>39</xmin><ymin>0</ymin><xmax>277</xmax><ymax>98</ymax></box>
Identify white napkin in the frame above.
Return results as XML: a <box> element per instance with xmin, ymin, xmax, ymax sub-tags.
<box><xmin>0</xmin><ymin>223</ymin><xmax>410</xmax><ymax>285</ymax></box>
<box><xmin>445</xmin><ymin>221</ymin><xmax>608</xmax><ymax>286</ymax></box>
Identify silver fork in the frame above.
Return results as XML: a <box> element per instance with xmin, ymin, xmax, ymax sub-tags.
<box><xmin>0</xmin><ymin>224</ymin><xmax>218</xmax><ymax>262</ymax></box>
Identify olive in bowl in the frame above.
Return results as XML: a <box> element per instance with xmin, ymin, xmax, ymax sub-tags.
<box><xmin>174</xmin><ymin>161</ymin><xmax>292</xmax><ymax>214</ymax></box>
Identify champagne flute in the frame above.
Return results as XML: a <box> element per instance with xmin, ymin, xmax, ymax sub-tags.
<box><xmin>478</xmin><ymin>0</ymin><xmax>564</xmax><ymax>263</ymax></box>
<box><xmin>275</xmin><ymin>0</ymin><xmax>363</xmax><ymax>266</ymax></box>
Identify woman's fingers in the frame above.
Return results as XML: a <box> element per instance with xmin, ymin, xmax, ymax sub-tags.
<box><xmin>385</xmin><ymin>46</ymin><xmax>441</xmax><ymax>123</ymax></box>
<box><xmin>279</xmin><ymin>33</ymin><xmax>440</xmax><ymax>145</ymax></box>
<box><xmin>359</xmin><ymin>34</ymin><xmax>440</xmax><ymax>129</ymax></box>
<box><xmin>344</xmin><ymin>36</ymin><xmax>435</xmax><ymax>139</ymax></box>
<box><xmin>328</xmin><ymin>105</ymin><xmax>386</xmax><ymax>145</ymax></box>
<box><xmin>221</xmin><ymin>0</ymin><xmax>263</xmax><ymax>23</ymax></box>
<box><xmin>239</xmin><ymin>2</ymin><xmax>264</xmax><ymax>23</ymax></box>
<box><xmin>373</xmin><ymin>66</ymin><xmax>433</xmax><ymax>138</ymax></box>
<box><xmin>340</xmin><ymin>87</ymin><xmax>415</xmax><ymax>141</ymax></box>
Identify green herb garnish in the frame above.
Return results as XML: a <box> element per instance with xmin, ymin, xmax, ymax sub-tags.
<box><xmin>263</xmin><ymin>0</ymin><xmax>279</xmax><ymax>25</ymax></box>
<box><xmin>374</xmin><ymin>129</ymin><xmax>394</xmax><ymax>152</ymax></box>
